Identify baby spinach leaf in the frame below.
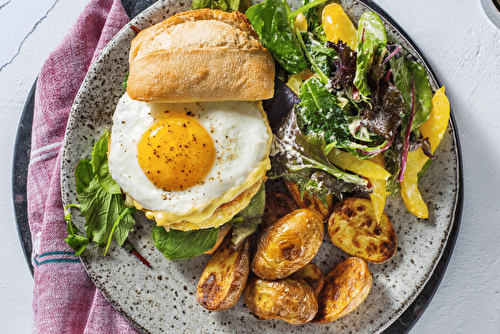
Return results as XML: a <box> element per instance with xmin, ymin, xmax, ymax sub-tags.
<box><xmin>230</xmin><ymin>183</ymin><xmax>266</xmax><ymax>246</ymax></box>
<box><xmin>246</xmin><ymin>0</ymin><xmax>307</xmax><ymax>74</ymax></box>
<box><xmin>152</xmin><ymin>225</ymin><xmax>218</xmax><ymax>260</ymax></box>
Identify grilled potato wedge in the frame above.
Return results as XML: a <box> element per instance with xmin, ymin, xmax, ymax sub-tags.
<box><xmin>284</xmin><ymin>179</ymin><xmax>334</xmax><ymax>220</ymax></box>
<box><xmin>251</xmin><ymin>209</ymin><xmax>324</xmax><ymax>280</ymax></box>
<box><xmin>196</xmin><ymin>233</ymin><xmax>250</xmax><ymax>311</ymax></box>
<box><xmin>328</xmin><ymin>197</ymin><xmax>397</xmax><ymax>263</ymax></box>
<box><xmin>243</xmin><ymin>276</ymin><xmax>318</xmax><ymax>324</ymax></box>
<box><xmin>290</xmin><ymin>263</ymin><xmax>324</xmax><ymax>296</ymax></box>
<box><xmin>261</xmin><ymin>191</ymin><xmax>297</xmax><ymax>229</ymax></box>
<box><xmin>313</xmin><ymin>257</ymin><xmax>372</xmax><ymax>323</ymax></box>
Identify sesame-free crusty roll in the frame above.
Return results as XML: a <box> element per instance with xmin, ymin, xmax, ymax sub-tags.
<box><xmin>127</xmin><ymin>9</ymin><xmax>275</xmax><ymax>102</ymax></box>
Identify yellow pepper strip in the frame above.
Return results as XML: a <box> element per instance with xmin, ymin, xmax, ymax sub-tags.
<box><xmin>321</xmin><ymin>3</ymin><xmax>357</xmax><ymax>49</ymax></box>
<box><xmin>400</xmin><ymin>86</ymin><xmax>450</xmax><ymax>218</ymax></box>
<box><xmin>327</xmin><ymin>148</ymin><xmax>391</xmax><ymax>180</ymax></box>
<box><xmin>294</xmin><ymin>13</ymin><xmax>308</xmax><ymax>32</ymax></box>
<box><xmin>368</xmin><ymin>154</ymin><xmax>387</xmax><ymax>223</ymax></box>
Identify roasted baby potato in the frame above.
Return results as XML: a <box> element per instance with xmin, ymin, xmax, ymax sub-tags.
<box><xmin>243</xmin><ymin>276</ymin><xmax>318</xmax><ymax>324</ymax></box>
<box><xmin>313</xmin><ymin>257</ymin><xmax>372</xmax><ymax>323</ymax></box>
<box><xmin>284</xmin><ymin>179</ymin><xmax>334</xmax><ymax>220</ymax></box>
<box><xmin>251</xmin><ymin>208</ymin><xmax>324</xmax><ymax>280</ymax></box>
<box><xmin>290</xmin><ymin>263</ymin><xmax>324</xmax><ymax>296</ymax></box>
<box><xmin>196</xmin><ymin>233</ymin><xmax>250</xmax><ymax>311</ymax></box>
<box><xmin>261</xmin><ymin>191</ymin><xmax>297</xmax><ymax>228</ymax></box>
<box><xmin>328</xmin><ymin>197</ymin><xmax>397</xmax><ymax>263</ymax></box>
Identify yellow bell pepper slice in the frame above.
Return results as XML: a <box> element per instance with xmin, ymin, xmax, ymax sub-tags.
<box><xmin>400</xmin><ymin>86</ymin><xmax>450</xmax><ymax>218</ymax></box>
<box><xmin>327</xmin><ymin>148</ymin><xmax>390</xmax><ymax>180</ymax></box>
<box><xmin>321</xmin><ymin>3</ymin><xmax>357</xmax><ymax>49</ymax></box>
<box><xmin>368</xmin><ymin>154</ymin><xmax>387</xmax><ymax>223</ymax></box>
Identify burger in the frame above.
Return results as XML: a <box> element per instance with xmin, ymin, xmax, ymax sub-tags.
<box><xmin>95</xmin><ymin>9</ymin><xmax>275</xmax><ymax>258</ymax></box>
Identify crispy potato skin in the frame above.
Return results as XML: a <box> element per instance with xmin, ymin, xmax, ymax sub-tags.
<box><xmin>284</xmin><ymin>179</ymin><xmax>334</xmax><ymax>220</ymax></box>
<box><xmin>290</xmin><ymin>263</ymin><xmax>324</xmax><ymax>296</ymax></box>
<box><xmin>196</xmin><ymin>234</ymin><xmax>250</xmax><ymax>311</ymax></box>
<box><xmin>261</xmin><ymin>192</ymin><xmax>297</xmax><ymax>229</ymax></box>
<box><xmin>328</xmin><ymin>197</ymin><xmax>397</xmax><ymax>263</ymax></box>
<box><xmin>251</xmin><ymin>209</ymin><xmax>324</xmax><ymax>280</ymax></box>
<box><xmin>243</xmin><ymin>276</ymin><xmax>318</xmax><ymax>324</ymax></box>
<box><xmin>313</xmin><ymin>257</ymin><xmax>372</xmax><ymax>323</ymax></box>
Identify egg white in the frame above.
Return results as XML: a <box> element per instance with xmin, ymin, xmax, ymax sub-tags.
<box><xmin>108</xmin><ymin>93</ymin><xmax>271</xmax><ymax>225</ymax></box>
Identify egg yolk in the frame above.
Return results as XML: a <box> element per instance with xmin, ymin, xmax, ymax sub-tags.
<box><xmin>137</xmin><ymin>114</ymin><xmax>215</xmax><ymax>191</ymax></box>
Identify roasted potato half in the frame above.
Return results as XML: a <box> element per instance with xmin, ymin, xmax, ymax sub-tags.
<box><xmin>290</xmin><ymin>263</ymin><xmax>324</xmax><ymax>296</ymax></box>
<box><xmin>328</xmin><ymin>197</ymin><xmax>397</xmax><ymax>263</ymax></box>
<box><xmin>196</xmin><ymin>234</ymin><xmax>250</xmax><ymax>311</ymax></box>
<box><xmin>243</xmin><ymin>276</ymin><xmax>318</xmax><ymax>324</ymax></box>
<box><xmin>313</xmin><ymin>257</ymin><xmax>372</xmax><ymax>323</ymax></box>
<box><xmin>284</xmin><ymin>179</ymin><xmax>334</xmax><ymax>220</ymax></box>
<box><xmin>251</xmin><ymin>208</ymin><xmax>324</xmax><ymax>280</ymax></box>
<box><xmin>261</xmin><ymin>191</ymin><xmax>297</xmax><ymax>229</ymax></box>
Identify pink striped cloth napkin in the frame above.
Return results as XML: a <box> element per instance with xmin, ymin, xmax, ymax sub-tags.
<box><xmin>27</xmin><ymin>0</ymin><xmax>139</xmax><ymax>332</ymax></box>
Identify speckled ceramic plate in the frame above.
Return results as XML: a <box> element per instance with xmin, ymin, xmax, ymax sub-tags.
<box><xmin>60</xmin><ymin>1</ymin><xmax>461</xmax><ymax>333</ymax></box>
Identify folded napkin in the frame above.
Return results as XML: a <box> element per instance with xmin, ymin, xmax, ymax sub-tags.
<box><xmin>27</xmin><ymin>0</ymin><xmax>140</xmax><ymax>332</ymax></box>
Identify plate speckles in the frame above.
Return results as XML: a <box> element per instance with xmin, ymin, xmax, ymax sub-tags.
<box><xmin>60</xmin><ymin>0</ymin><xmax>461</xmax><ymax>333</ymax></box>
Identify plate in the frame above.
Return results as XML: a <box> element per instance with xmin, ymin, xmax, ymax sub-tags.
<box><xmin>60</xmin><ymin>0</ymin><xmax>462</xmax><ymax>333</ymax></box>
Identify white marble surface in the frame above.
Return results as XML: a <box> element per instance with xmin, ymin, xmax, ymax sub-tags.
<box><xmin>1</xmin><ymin>0</ymin><xmax>499</xmax><ymax>333</ymax></box>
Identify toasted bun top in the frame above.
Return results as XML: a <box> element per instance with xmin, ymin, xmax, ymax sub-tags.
<box><xmin>126</xmin><ymin>9</ymin><xmax>275</xmax><ymax>102</ymax></box>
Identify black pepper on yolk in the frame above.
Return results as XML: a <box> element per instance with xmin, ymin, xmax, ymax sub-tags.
<box><xmin>137</xmin><ymin>113</ymin><xmax>215</xmax><ymax>191</ymax></box>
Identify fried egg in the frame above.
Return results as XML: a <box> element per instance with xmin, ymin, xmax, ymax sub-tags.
<box><xmin>108</xmin><ymin>93</ymin><xmax>272</xmax><ymax>228</ymax></box>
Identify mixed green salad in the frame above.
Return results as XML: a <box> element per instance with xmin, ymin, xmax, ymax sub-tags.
<box><xmin>64</xmin><ymin>0</ymin><xmax>450</xmax><ymax>260</ymax></box>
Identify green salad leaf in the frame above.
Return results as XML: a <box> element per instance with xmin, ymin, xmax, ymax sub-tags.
<box><xmin>354</xmin><ymin>11</ymin><xmax>387</xmax><ymax>98</ymax></box>
<box><xmin>246</xmin><ymin>0</ymin><xmax>307</xmax><ymax>74</ymax></box>
<box><xmin>191</xmin><ymin>0</ymin><xmax>251</xmax><ymax>12</ymax></box>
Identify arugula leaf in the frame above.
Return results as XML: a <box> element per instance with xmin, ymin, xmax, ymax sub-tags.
<box><xmin>246</xmin><ymin>0</ymin><xmax>307</xmax><ymax>74</ymax></box>
<box><xmin>64</xmin><ymin>130</ymin><xmax>136</xmax><ymax>256</ymax></box>
<box><xmin>152</xmin><ymin>225</ymin><xmax>219</xmax><ymax>260</ymax></box>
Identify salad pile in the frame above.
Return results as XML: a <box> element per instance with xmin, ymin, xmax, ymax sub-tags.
<box><xmin>244</xmin><ymin>0</ymin><xmax>450</xmax><ymax>221</ymax></box>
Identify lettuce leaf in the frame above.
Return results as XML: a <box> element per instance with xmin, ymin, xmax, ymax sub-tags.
<box><xmin>153</xmin><ymin>183</ymin><xmax>266</xmax><ymax>260</ymax></box>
